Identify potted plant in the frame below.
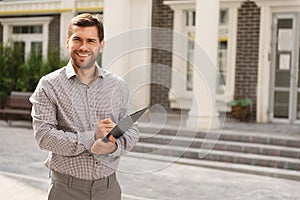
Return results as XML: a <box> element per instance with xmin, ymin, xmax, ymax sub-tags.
<box><xmin>229</xmin><ymin>98</ymin><xmax>251</xmax><ymax>121</ymax></box>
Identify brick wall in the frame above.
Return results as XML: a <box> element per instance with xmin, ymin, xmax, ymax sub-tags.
<box><xmin>48</xmin><ymin>14</ymin><xmax>60</xmax><ymax>54</ymax></box>
<box><xmin>235</xmin><ymin>1</ymin><xmax>260</xmax><ymax>119</ymax></box>
<box><xmin>151</xmin><ymin>0</ymin><xmax>173</xmax><ymax>109</ymax></box>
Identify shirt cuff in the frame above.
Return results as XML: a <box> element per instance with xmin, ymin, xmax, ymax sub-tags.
<box><xmin>109</xmin><ymin>139</ymin><xmax>122</xmax><ymax>157</ymax></box>
<box><xmin>78</xmin><ymin>131</ymin><xmax>95</xmax><ymax>151</ymax></box>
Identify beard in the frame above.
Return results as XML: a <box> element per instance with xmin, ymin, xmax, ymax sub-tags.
<box><xmin>71</xmin><ymin>50</ymin><xmax>99</xmax><ymax>70</ymax></box>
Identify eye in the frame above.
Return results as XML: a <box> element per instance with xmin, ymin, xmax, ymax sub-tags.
<box><xmin>72</xmin><ymin>37</ymin><xmax>81</xmax><ymax>42</ymax></box>
<box><xmin>88</xmin><ymin>39</ymin><xmax>96</xmax><ymax>44</ymax></box>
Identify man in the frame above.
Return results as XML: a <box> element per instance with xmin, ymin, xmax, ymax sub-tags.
<box><xmin>30</xmin><ymin>13</ymin><xmax>139</xmax><ymax>200</ymax></box>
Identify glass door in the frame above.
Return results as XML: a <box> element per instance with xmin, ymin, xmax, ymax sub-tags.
<box><xmin>270</xmin><ymin>14</ymin><xmax>300</xmax><ymax>123</ymax></box>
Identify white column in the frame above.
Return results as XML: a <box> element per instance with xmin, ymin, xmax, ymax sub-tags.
<box><xmin>187</xmin><ymin>0</ymin><xmax>220</xmax><ymax>130</ymax></box>
<box><xmin>256</xmin><ymin>5</ymin><xmax>271</xmax><ymax>123</ymax></box>
<box><xmin>60</xmin><ymin>12</ymin><xmax>74</xmax><ymax>58</ymax></box>
<box><xmin>225</xmin><ymin>5</ymin><xmax>239</xmax><ymax>109</ymax></box>
<box><xmin>59</xmin><ymin>0</ymin><xmax>75</xmax><ymax>58</ymax></box>
<box><xmin>169</xmin><ymin>8</ymin><xmax>193</xmax><ymax>109</ymax></box>
<box><xmin>43</xmin><ymin>22</ymin><xmax>50</xmax><ymax>59</ymax></box>
<box><xmin>126</xmin><ymin>0</ymin><xmax>152</xmax><ymax>109</ymax></box>
<box><xmin>2</xmin><ymin>24</ymin><xmax>9</xmax><ymax>44</ymax></box>
<box><xmin>102</xmin><ymin>0</ymin><xmax>152</xmax><ymax>109</ymax></box>
<box><xmin>102</xmin><ymin>0</ymin><xmax>130</xmax><ymax>76</ymax></box>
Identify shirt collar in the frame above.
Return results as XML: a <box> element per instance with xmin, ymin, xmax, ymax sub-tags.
<box><xmin>65</xmin><ymin>60</ymin><xmax>106</xmax><ymax>79</ymax></box>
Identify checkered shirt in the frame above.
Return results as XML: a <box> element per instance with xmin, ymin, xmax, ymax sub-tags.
<box><xmin>30</xmin><ymin>61</ymin><xmax>139</xmax><ymax>180</ymax></box>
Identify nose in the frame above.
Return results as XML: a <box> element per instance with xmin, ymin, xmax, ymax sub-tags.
<box><xmin>79</xmin><ymin>40</ymin><xmax>88</xmax><ymax>51</ymax></box>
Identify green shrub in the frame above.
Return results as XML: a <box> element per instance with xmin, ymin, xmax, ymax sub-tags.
<box><xmin>0</xmin><ymin>43</ymin><xmax>68</xmax><ymax>107</ymax></box>
<box><xmin>229</xmin><ymin>98</ymin><xmax>251</xmax><ymax>107</ymax></box>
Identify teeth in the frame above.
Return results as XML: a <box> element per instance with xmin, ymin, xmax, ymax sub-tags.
<box><xmin>78</xmin><ymin>53</ymin><xmax>90</xmax><ymax>57</ymax></box>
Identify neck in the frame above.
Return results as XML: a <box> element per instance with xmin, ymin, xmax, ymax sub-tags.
<box><xmin>74</xmin><ymin>65</ymin><xmax>98</xmax><ymax>85</ymax></box>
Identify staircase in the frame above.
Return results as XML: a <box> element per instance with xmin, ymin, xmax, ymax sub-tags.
<box><xmin>129</xmin><ymin>116</ymin><xmax>300</xmax><ymax>181</ymax></box>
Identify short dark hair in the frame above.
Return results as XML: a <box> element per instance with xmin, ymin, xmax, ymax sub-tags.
<box><xmin>68</xmin><ymin>13</ymin><xmax>104</xmax><ymax>42</ymax></box>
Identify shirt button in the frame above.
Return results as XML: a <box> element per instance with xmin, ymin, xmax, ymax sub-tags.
<box><xmin>95</xmin><ymin>161</ymin><xmax>98</xmax><ymax>164</ymax></box>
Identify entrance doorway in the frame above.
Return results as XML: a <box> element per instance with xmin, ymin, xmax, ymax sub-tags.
<box><xmin>270</xmin><ymin>14</ymin><xmax>300</xmax><ymax>123</ymax></box>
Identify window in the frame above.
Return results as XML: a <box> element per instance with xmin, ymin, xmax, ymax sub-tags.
<box><xmin>217</xmin><ymin>9</ymin><xmax>229</xmax><ymax>94</ymax></box>
<box><xmin>0</xmin><ymin>17</ymin><xmax>52</xmax><ymax>60</ymax></box>
<box><xmin>186</xmin><ymin>11</ymin><xmax>195</xmax><ymax>90</ymax></box>
<box><xmin>186</xmin><ymin>10</ymin><xmax>196</xmax><ymax>26</ymax></box>
<box><xmin>219</xmin><ymin>9</ymin><xmax>229</xmax><ymax>25</ymax></box>
<box><xmin>187</xmin><ymin>32</ymin><xmax>194</xmax><ymax>90</ymax></box>
<box><xmin>31</xmin><ymin>41</ymin><xmax>43</xmax><ymax>57</ymax></box>
<box><xmin>13</xmin><ymin>41</ymin><xmax>25</xmax><ymax>63</ymax></box>
<box><xmin>12</xmin><ymin>25</ymin><xmax>43</xmax><ymax>61</ymax></box>
<box><xmin>12</xmin><ymin>25</ymin><xmax>43</xmax><ymax>34</ymax></box>
<box><xmin>217</xmin><ymin>40</ymin><xmax>227</xmax><ymax>92</ymax></box>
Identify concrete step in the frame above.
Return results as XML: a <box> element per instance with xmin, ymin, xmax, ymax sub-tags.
<box><xmin>138</xmin><ymin>124</ymin><xmax>300</xmax><ymax>148</ymax></box>
<box><xmin>133</xmin><ymin>142</ymin><xmax>300</xmax><ymax>171</ymax></box>
<box><xmin>126</xmin><ymin>152</ymin><xmax>300</xmax><ymax>181</ymax></box>
<box><xmin>139</xmin><ymin>133</ymin><xmax>300</xmax><ymax>159</ymax></box>
<box><xmin>136</xmin><ymin>115</ymin><xmax>300</xmax><ymax>180</ymax></box>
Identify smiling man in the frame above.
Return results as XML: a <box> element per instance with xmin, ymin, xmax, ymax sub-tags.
<box><xmin>30</xmin><ymin>13</ymin><xmax>139</xmax><ymax>200</ymax></box>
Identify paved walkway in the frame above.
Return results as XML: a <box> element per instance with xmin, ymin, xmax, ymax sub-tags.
<box><xmin>1</xmin><ymin>155</ymin><xmax>300</xmax><ymax>200</ymax></box>
<box><xmin>0</xmin><ymin>120</ymin><xmax>299</xmax><ymax>200</ymax></box>
<box><xmin>0</xmin><ymin>173</ymin><xmax>47</xmax><ymax>200</ymax></box>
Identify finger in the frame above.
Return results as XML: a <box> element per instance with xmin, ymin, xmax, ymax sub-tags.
<box><xmin>91</xmin><ymin>141</ymin><xmax>102</xmax><ymax>154</ymax></box>
<box><xmin>92</xmin><ymin>139</ymin><xmax>115</xmax><ymax>153</ymax></box>
<box><xmin>101</xmin><ymin>118</ymin><xmax>113</xmax><ymax>124</ymax></box>
<box><xmin>99</xmin><ymin>120</ymin><xmax>114</xmax><ymax>129</ymax></box>
<box><xmin>99</xmin><ymin>121</ymin><xmax>113</xmax><ymax>128</ymax></box>
<box><xmin>99</xmin><ymin>126</ymin><xmax>113</xmax><ymax>134</ymax></box>
<box><xmin>91</xmin><ymin>144</ymin><xmax>97</xmax><ymax>154</ymax></box>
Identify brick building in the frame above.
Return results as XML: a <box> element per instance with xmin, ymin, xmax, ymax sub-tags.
<box><xmin>0</xmin><ymin>0</ymin><xmax>300</xmax><ymax>125</ymax></box>
<box><xmin>153</xmin><ymin>0</ymin><xmax>300</xmax><ymax>125</ymax></box>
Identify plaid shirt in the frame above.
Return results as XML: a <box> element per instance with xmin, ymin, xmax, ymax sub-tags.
<box><xmin>30</xmin><ymin>61</ymin><xmax>139</xmax><ymax>180</ymax></box>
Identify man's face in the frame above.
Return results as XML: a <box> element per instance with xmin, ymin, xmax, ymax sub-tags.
<box><xmin>66</xmin><ymin>26</ymin><xmax>103</xmax><ymax>69</ymax></box>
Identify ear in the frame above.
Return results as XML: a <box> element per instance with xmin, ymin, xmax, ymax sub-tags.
<box><xmin>66</xmin><ymin>38</ymin><xmax>69</xmax><ymax>49</ymax></box>
<box><xmin>99</xmin><ymin>40</ymin><xmax>105</xmax><ymax>52</ymax></box>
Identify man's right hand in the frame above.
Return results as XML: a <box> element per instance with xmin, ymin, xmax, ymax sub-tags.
<box><xmin>94</xmin><ymin>118</ymin><xmax>116</xmax><ymax>140</ymax></box>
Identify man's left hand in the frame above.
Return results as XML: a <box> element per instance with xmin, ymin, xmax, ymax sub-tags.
<box><xmin>91</xmin><ymin>139</ymin><xmax>117</xmax><ymax>155</ymax></box>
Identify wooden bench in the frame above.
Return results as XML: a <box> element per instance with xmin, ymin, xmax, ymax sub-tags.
<box><xmin>0</xmin><ymin>91</ymin><xmax>32</xmax><ymax>125</ymax></box>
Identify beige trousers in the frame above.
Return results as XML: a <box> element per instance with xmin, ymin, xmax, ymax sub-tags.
<box><xmin>48</xmin><ymin>171</ymin><xmax>121</xmax><ymax>200</ymax></box>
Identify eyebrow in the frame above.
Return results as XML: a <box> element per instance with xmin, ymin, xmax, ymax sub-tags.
<box><xmin>72</xmin><ymin>35</ymin><xmax>97</xmax><ymax>41</ymax></box>
<box><xmin>72</xmin><ymin>36</ymin><xmax>81</xmax><ymax>40</ymax></box>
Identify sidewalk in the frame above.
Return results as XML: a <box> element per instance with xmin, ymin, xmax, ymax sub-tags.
<box><xmin>0</xmin><ymin>156</ymin><xmax>300</xmax><ymax>200</ymax></box>
<box><xmin>0</xmin><ymin>120</ymin><xmax>300</xmax><ymax>200</ymax></box>
<box><xmin>0</xmin><ymin>173</ymin><xmax>47</xmax><ymax>200</ymax></box>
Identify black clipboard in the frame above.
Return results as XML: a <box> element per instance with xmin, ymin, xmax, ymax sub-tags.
<box><xmin>102</xmin><ymin>106</ymin><xmax>149</xmax><ymax>143</ymax></box>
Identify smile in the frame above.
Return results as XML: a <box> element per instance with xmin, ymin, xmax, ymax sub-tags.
<box><xmin>77</xmin><ymin>52</ymin><xmax>92</xmax><ymax>57</ymax></box>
